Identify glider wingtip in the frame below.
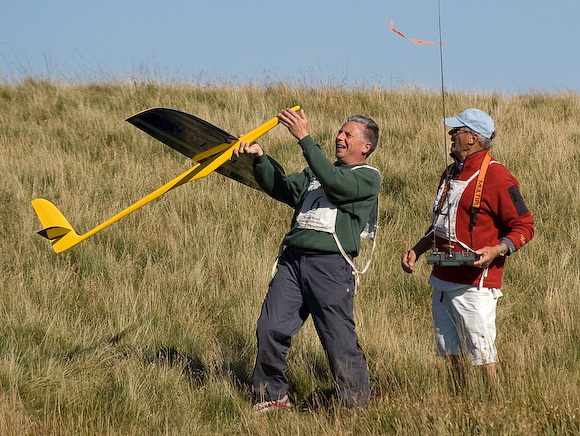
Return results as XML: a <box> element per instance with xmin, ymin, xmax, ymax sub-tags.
<box><xmin>31</xmin><ymin>198</ymin><xmax>78</xmax><ymax>245</ymax></box>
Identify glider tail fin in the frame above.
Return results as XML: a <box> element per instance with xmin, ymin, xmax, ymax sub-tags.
<box><xmin>31</xmin><ymin>198</ymin><xmax>81</xmax><ymax>253</ymax></box>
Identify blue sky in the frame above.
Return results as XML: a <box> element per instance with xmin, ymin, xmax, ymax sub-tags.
<box><xmin>2</xmin><ymin>0</ymin><xmax>579</xmax><ymax>93</ymax></box>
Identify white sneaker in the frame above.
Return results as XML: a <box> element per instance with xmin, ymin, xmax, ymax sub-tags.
<box><xmin>253</xmin><ymin>395</ymin><xmax>292</xmax><ymax>414</ymax></box>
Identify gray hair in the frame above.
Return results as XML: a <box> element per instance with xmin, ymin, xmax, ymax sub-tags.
<box><xmin>464</xmin><ymin>127</ymin><xmax>495</xmax><ymax>150</ymax></box>
<box><xmin>347</xmin><ymin>115</ymin><xmax>379</xmax><ymax>156</ymax></box>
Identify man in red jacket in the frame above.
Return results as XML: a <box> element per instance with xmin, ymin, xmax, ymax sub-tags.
<box><xmin>401</xmin><ymin>108</ymin><xmax>534</xmax><ymax>394</ymax></box>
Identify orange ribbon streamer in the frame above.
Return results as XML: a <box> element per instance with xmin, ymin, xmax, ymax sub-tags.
<box><xmin>390</xmin><ymin>19</ymin><xmax>442</xmax><ymax>45</ymax></box>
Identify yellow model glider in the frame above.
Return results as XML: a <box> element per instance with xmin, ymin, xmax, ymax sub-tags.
<box><xmin>32</xmin><ymin>106</ymin><xmax>300</xmax><ymax>253</ymax></box>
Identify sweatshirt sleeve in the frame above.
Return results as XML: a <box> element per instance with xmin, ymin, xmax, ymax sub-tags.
<box><xmin>253</xmin><ymin>153</ymin><xmax>309</xmax><ymax>208</ymax></box>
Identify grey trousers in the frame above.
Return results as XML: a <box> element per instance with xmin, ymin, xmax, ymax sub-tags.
<box><xmin>252</xmin><ymin>247</ymin><xmax>370</xmax><ymax>406</ymax></box>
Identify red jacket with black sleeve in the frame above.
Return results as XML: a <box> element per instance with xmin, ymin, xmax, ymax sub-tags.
<box><xmin>432</xmin><ymin>150</ymin><xmax>535</xmax><ymax>288</ymax></box>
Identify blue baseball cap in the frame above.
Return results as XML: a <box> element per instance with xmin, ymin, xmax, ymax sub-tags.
<box><xmin>444</xmin><ymin>108</ymin><xmax>495</xmax><ymax>139</ymax></box>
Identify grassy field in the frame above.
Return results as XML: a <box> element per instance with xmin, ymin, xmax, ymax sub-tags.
<box><xmin>0</xmin><ymin>78</ymin><xmax>579</xmax><ymax>435</ymax></box>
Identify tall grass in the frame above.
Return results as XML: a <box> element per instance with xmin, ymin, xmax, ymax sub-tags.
<box><xmin>0</xmin><ymin>78</ymin><xmax>579</xmax><ymax>435</ymax></box>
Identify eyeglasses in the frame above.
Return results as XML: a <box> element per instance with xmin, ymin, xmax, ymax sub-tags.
<box><xmin>449</xmin><ymin>127</ymin><xmax>471</xmax><ymax>136</ymax></box>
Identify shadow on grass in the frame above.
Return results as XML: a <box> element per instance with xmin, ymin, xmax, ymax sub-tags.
<box><xmin>154</xmin><ymin>346</ymin><xmax>207</xmax><ymax>384</ymax></box>
<box><xmin>300</xmin><ymin>387</ymin><xmax>335</xmax><ymax>412</ymax></box>
<box><xmin>63</xmin><ymin>324</ymin><xmax>342</xmax><ymax>409</ymax></box>
<box><xmin>153</xmin><ymin>328</ymin><xmax>254</xmax><ymax>389</ymax></box>
<box><xmin>63</xmin><ymin>323</ymin><xmax>139</xmax><ymax>359</ymax></box>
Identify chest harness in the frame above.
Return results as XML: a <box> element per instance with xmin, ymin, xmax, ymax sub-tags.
<box><xmin>272</xmin><ymin>165</ymin><xmax>380</xmax><ymax>293</ymax></box>
<box><xmin>432</xmin><ymin>152</ymin><xmax>494</xmax><ymax>252</ymax></box>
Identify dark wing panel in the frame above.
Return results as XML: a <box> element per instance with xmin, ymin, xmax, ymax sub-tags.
<box><xmin>126</xmin><ymin>108</ymin><xmax>285</xmax><ymax>191</ymax></box>
<box><xmin>126</xmin><ymin>107</ymin><xmax>232</xmax><ymax>158</ymax></box>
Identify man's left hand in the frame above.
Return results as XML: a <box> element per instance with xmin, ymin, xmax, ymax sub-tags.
<box><xmin>473</xmin><ymin>245</ymin><xmax>503</xmax><ymax>269</ymax></box>
<box><xmin>278</xmin><ymin>108</ymin><xmax>309</xmax><ymax>140</ymax></box>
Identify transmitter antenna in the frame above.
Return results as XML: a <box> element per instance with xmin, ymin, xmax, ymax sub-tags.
<box><xmin>426</xmin><ymin>0</ymin><xmax>481</xmax><ymax>266</ymax></box>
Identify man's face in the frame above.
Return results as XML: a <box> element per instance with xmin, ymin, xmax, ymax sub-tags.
<box><xmin>335</xmin><ymin>121</ymin><xmax>371</xmax><ymax>165</ymax></box>
<box><xmin>449</xmin><ymin>126</ymin><xmax>477</xmax><ymax>162</ymax></box>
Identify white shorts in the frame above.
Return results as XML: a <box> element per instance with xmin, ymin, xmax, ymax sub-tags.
<box><xmin>431</xmin><ymin>279</ymin><xmax>503</xmax><ymax>366</ymax></box>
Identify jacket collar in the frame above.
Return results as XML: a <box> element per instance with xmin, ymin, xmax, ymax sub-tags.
<box><xmin>450</xmin><ymin>149</ymin><xmax>490</xmax><ymax>175</ymax></box>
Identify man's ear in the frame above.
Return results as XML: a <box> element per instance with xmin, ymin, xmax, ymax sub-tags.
<box><xmin>468</xmin><ymin>133</ymin><xmax>479</xmax><ymax>145</ymax></box>
<box><xmin>362</xmin><ymin>142</ymin><xmax>372</xmax><ymax>155</ymax></box>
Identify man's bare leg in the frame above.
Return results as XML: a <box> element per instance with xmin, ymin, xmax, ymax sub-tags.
<box><xmin>482</xmin><ymin>362</ymin><xmax>503</xmax><ymax>400</ymax></box>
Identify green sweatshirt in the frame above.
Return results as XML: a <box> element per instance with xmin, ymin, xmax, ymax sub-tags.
<box><xmin>253</xmin><ymin>135</ymin><xmax>380</xmax><ymax>256</ymax></box>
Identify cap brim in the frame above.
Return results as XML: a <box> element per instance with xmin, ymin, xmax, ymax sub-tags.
<box><xmin>443</xmin><ymin>117</ymin><xmax>465</xmax><ymax>128</ymax></box>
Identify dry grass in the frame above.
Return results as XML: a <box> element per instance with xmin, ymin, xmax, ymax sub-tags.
<box><xmin>0</xmin><ymin>78</ymin><xmax>579</xmax><ymax>435</ymax></box>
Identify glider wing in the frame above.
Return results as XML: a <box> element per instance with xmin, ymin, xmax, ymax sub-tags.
<box><xmin>127</xmin><ymin>108</ymin><xmax>285</xmax><ymax>191</ymax></box>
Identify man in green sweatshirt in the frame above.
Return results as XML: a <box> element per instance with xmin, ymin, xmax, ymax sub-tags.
<box><xmin>234</xmin><ymin>108</ymin><xmax>380</xmax><ymax>412</ymax></box>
